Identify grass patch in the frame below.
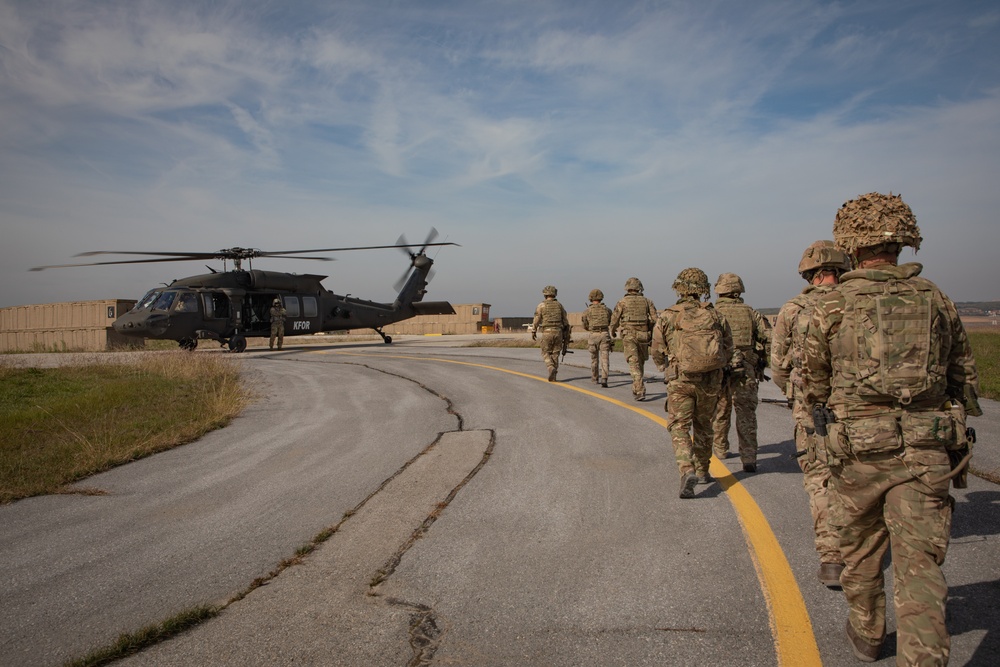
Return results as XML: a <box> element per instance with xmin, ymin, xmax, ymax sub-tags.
<box><xmin>64</xmin><ymin>604</ymin><xmax>220</xmax><ymax>667</ymax></box>
<box><xmin>969</xmin><ymin>330</ymin><xmax>1000</xmax><ymax>401</ymax></box>
<box><xmin>0</xmin><ymin>353</ymin><xmax>251</xmax><ymax>503</ymax></box>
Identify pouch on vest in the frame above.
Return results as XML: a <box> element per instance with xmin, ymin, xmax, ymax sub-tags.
<box><xmin>852</xmin><ymin>281</ymin><xmax>942</xmax><ymax>404</ymax></box>
<box><xmin>821</xmin><ymin>420</ymin><xmax>850</xmax><ymax>462</ymax></box>
<box><xmin>845</xmin><ymin>414</ymin><xmax>902</xmax><ymax>455</ymax></box>
<box><xmin>900</xmin><ymin>411</ymin><xmax>956</xmax><ymax>449</ymax></box>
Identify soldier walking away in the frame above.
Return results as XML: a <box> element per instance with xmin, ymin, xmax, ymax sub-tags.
<box><xmin>610</xmin><ymin>277</ymin><xmax>658</xmax><ymax>400</ymax></box>
<box><xmin>582</xmin><ymin>289</ymin><xmax>613</xmax><ymax>387</ymax></box>
<box><xmin>531</xmin><ymin>285</ymin><xmax>571</xmax><ymax>382</ymax></box>
<box><xmin>652</xmin><ymin>268</ymin><xmax>735</xmax><ymax>499</ymax></box>
<box><xmin>712</xmin><ymin>273</ymin><xmax>772</xmax><ymax>472</ymax></box>
<box><xmin>269</xmin><ymin>297</ymin><xmax>287</xmax><ymax>350</ymax></box>
<box><xmin>771</xmin><ymin>240</ymin><xmax>851</xmax><ymax>589</ymax></box>
<box><xmin>802</xmin><ymin>192</ymin><xmax>982</xmax><ymax>665</ymax></box>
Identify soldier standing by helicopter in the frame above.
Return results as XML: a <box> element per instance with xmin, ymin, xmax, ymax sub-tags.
<box><xmin>532</xmin><ymin>285</ymin><xmax>571</xmax><ymax>382</ymax></box>
<box><xmin>269</xmin><ymin>297</ymin><xmax>286</xmax><ymax>350</ymax></box>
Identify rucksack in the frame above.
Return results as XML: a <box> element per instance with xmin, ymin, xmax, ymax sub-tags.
<box><xmin>670</xmin><ymin>302</ymin><xmax>728</xmax><ymax>373</ymax></box>
<box><xmin>846</xmin><ymin>278</ymin><xmax>946</xmax><ymax>404</ymax></box>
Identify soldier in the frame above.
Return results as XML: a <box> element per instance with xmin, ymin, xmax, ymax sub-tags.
<box><xmin>269</xmin><ymin>297</ymin><xmax>286</xmax><ymax>350</ymax></box>
<box><xmin>581</xmin><ymin>289</ymin><xmax>613</xmax><ymax>387</ymax></box>
<box><xmin>712</xmin><ymin>273</ymin><xmax>772</xmax><ymax>472</ymax></box>
<box><xmin>771</xmin><ymin>241</ymin><xmax>851</xmax><ymax>589</ymax></box>
<box><xmin>652</xmin><ymin>268</ymin><xmax>735</xmax><ymax>498</ymax></box>
<box><xmin>610</xmin><ymin>277</ymin><xmax>658</xmax><ymax>400</ymax></box>
<box><xmin>531</xmin><ymin>285</ymin><xmax>571</xmax><ymax>382</ymax></box>
<box><xmin>801</xmin><ymin>193</ymin><xmax>981</xmax><ymax>664</ymax></box>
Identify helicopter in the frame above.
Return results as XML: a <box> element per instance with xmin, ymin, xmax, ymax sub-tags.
<box><xmin>31</xmin><ymin>229</ymin><xmax>458</xmax><ymax>352</ymax></box>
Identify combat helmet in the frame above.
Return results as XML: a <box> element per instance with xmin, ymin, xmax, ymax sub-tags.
<box><xmin>798</xmin><ymin>240</ymin><xmax>851</xmax><ymax>279</ymax></box>
<box><xmin>625</xmin><ymin>277</ymin><xmax>643</xmax><ymax>293</ymax></box>
<box><xmin>714</xmin><ymin>273</ymin><xmax>745</xmax><ymax>295</ymax></box>
<box><xmin>672</xmin><ymin>267</ymin><xmax>710</xmax><ymax>297</ymax></box>
<box><xmin>542</xmin><ymin>285</ymin><xmax>558</xmax><ymax>297</ymax></box>
<box><xmin>833</xmin><ymin>192</ymin><xmax>922</xmax><ymax>255</ymax></box>
<box><xmin>273</xmin><ymin>297</ymin><xmax>281</xmax><ymax>305</ymax></box>
<box><xmin>588</xmin><ymin>289</ymin><xmax>604</xmax><ymax>301</ymax></box>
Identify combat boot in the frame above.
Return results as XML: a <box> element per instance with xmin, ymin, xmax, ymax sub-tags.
<box><xmin>679</xmin><ymin>472</ymin><xmax>698</xmax><ymax>499</ymax></box>
<box><xmin>548</xmin><ymin>368</ymin><xmax>557</xmax><ymax>382</ymax></box>
<box><xmin>845</xmin><ymin>620</ymin><xmax>882</xmax><ymax>662</ymax></box>
<box><xmin>601</xmin><ymin>378</ymin><xmax>608</xmax><ymax>388</ymax></box>
<box><xmin>742</xmin><ymin>463</ymin><xmax>757</xmax><ymax>473</ymax></box>
<box><xmin>818</xmin><ymin>562</ymin><xmax>844</xmax><ymax>589</ymax></box>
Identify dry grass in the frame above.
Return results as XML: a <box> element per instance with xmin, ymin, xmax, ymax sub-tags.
<box><xmin>969</xmin><ymin>330</ymin><xmax>999</xmax><ymax>401</ymax></box>
<box><xmin>0</xmin><ymin>353</ymin><xmax>252</xmax><ymax>503</ymax></box>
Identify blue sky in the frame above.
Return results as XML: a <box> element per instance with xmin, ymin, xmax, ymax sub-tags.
<box><xmin>2</xmin><ymin>0</ymin><xmax>999</xmax><ymax>317</ymax></box>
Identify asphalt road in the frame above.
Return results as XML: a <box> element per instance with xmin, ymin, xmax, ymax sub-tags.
<box><xmin>1</xmin><ymin>336</ymin><xmax>998</xmax><ymax>666</ymax></box>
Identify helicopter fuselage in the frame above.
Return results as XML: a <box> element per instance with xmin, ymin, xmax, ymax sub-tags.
<box><xmin>113</xmin><ymin>264</ymin><xmax>453</xmax><ymax>351</ymax></box>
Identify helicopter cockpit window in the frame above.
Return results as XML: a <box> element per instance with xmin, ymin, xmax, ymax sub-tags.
<box><xmin>152</xmin><ymin>291</ymin><xmax>176</xmax><ymax>311</ymax></box>
<box><xmin>283</xmin><ymin>297</ymin><xmax>300</xmax><ymax>318</ymax></box>
<box><xmin>303</xmin><ymin>296</ymin><xmax>318</xmax><ymax>318</ymax></box>
<box><xmin>134</xmin><ymin>290</ymin><xmax>160</xmax><ymax>311</ymax></box>
<box><xmin>175</xmin><ymin>293</ymin><xmax>197</xmax><ymax>313</ymax></box>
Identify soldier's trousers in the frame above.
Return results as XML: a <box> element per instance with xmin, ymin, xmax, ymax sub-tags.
<box><xmin>794</xmin><ymin>421</ymin><xmax>841</xmax><ymax>565</ymax></box>
<box><xmin>539</xmin><ymin>332</ymin><xmax>562</xmax><ymax>373</ymax></box>
<box><xmin>270</xmin><ymin>324</ymin><xmax>284</xmax><ymax>349</ymax></box>
<box><xmin>587</xmin><ymin>331</ymin><xmax>612</xmax><ymax>381</ymax></box>
<box><xmin>665</xmin><ymin>369</ymin><xmax>723</xmax><ymax>480</ymax></box>
<box><xmin>830</xmin><ymin>445</ymin><xmax>952</xmax><ymax>666</ymax></box>
<box><xmin>712</xmin><ymin>375</ymin><xmax>759</xmax><ymax>463</ymax></box>
<box><xmin>622</xmin><ymin>331</ymin><xmax>650</xmax><ymax>397</ymax></box>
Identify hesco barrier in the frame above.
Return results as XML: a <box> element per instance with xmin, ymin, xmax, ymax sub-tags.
<box><xmin>0</xmin><ymin>300</ymin><xmax>140</xmax><ymax>352</ymax></box>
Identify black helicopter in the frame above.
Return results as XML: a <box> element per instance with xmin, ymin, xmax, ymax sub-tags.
<box><xmin>31</xmin><ymin>230</ymin><xmax>458</xmax><ymax>352</ymax></box>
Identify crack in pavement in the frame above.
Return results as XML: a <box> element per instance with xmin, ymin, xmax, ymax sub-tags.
<box><xmin>115</xmin><ymin>360</ymin><xmax>492</xmax><ymax>667</ymax></box>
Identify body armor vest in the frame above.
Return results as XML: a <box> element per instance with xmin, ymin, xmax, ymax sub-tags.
<box><xmin>622</xmin><ymin>294</ymin><xmax>651</xmax><ymax>325</ymax></box>
<box><xmin>586</xmin><ymin>303</ymin><xmax>610</xmax><ymax>329</ymax></box>
<box><xmin>541</xmin><ymin>299</ymin><xmax>564</xmax><ymax>328</ymax></box>
<box><xmin>716</xmin><ymin>301</ymin><xmax>754</xmax><ymax>350</ymax></box>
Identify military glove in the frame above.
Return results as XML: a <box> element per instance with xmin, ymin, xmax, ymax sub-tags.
<box><xmin>531</xmin><ymin>331</ymin><xmax>537</xmax><ymax>341</ymax></box>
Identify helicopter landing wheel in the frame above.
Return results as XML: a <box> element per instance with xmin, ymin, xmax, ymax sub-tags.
<box><xmin>228</xmin><ymin>335</ymin><xmax>247</xmax><ymax>353</ymax></box>
<box><xmin>384</xmin><ymin>335</ymin><xmax>392</xmax><ymax>344</ymax></box>
<box><xmin>178</xmin><ymin>338</ymin><xmax>198</xmax><ymax>351</ymax></box>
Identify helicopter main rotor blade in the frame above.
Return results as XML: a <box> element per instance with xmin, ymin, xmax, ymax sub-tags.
<box><xmin>74</xmin><ymin>251</ymin><xmax>223</xmax><ymax>259</ymax></box>
<box><xmin>30</xmin><ymin>256</ymin><xmax>221</xmax><ymax>271</ymax></box>
<box><xmin>261</xmin><ymin>255</ymin><xmax>334</xmax><ymax>262</ymax></box>
<box><xmin>264</xmin><ymin>242</ymin><xmax>459</xmax><ymax>256</ymax></box>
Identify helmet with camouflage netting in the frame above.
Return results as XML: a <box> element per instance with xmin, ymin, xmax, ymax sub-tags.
<box><xmin>798</xmin><ymin>240</ymin><xmax>851</xmax><ymax>279</ymax></box>
<box><xmin>542</xmin><ymin>285</ymin><xmax>558</xmax><ymax>297</ymax></box>
<box><xmin>714</xmin><ymin>273</ymin><xmax>745</xmax><ymax>295</ymax></box>
<box><xmin>672</xmin><ymin>267</ymin><xmax>710</xmax><ymax>297</ymax></box>
<box><xmin>833</xmin><ymin>192</ymin><xmax>922</xmax><ymax>255</ymax></box>
<box><xmin>588</xmin><ymin>288</ymin><xmax>604</xmax><ymax>301</ymax></box>
<box><xmin>625</xmin><ymin>277</ymin><xmax>643</xmax><ymax>293</ymax></box>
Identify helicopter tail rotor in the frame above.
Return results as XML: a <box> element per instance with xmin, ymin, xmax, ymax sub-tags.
<box><xmin>392</xmin><ymin>228</ymin><xmax>440</xmax><ymax>292</ymax></box>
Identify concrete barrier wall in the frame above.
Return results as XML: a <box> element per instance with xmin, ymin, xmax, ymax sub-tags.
<box><xmin>0</xmin><ymin>300</ymin><xmax>139</xmax><ymax>352</ymax></box>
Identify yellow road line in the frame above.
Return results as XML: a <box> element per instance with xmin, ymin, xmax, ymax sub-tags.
<box><xmin>321</xmin><ymin>349</ymin><xmax>822</xmax><ymax>666</ymax></box>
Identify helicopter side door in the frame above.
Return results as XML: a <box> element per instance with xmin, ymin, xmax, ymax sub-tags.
<box><xmin>280</xmin><ymin>295</ymin><xmax>321</xmax><ymax>336</ymax></box>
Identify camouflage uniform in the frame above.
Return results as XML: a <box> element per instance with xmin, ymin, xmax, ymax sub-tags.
<box><xmin>801</xmin><ymin>193</ymin><xmax>982</xmax><ymax>665</ymax></box>
<box><xmin>269</xmin><ymin>298</ymin><xmax>286</xmax><ymax>350</ymax></box>
<box><xmin>610</xmin><ymin>278</ymin><xmax>658</xmax><ymax>400</ymax></box>
<box><xmin>771</xmin><ymin>240</ymin><xmax>852</xmax><ymax>586</ymax></box>
<box><xmin>581</xmin><ymin>289</ymin><xmax>613</xmax><ymax>387</ymax></box>
<box><xmin>652</xmin><ymin>268</ymin><xmax>735</xmax><ymax>498</ymax></box>
<box><xmin>531</xmin><ymin>286</ymin><xmax>571</xmax><ymax>382</ymax></box>
<box><xmin>712</xmin><ymin>274</ymin><xmax>771</xmax><ymax>470</ymax></box>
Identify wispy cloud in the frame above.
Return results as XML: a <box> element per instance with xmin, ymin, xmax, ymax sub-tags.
<box><xmin>2</xmin><ymin>0</ymin><xmax>998</xmax><ymax>315</ymax></box>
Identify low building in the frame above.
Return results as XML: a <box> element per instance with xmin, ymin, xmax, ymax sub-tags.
<box><xmin>1</xmin><ymin>300</ymin><xmax>140</xmax><ymax>352</ymax></box>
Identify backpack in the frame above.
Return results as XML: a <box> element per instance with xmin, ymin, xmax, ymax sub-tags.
<box><xmin>716</xmin><ymin>301</ymin><xmax>754</xmax><ymax>349</ymax></box>
<box><xmin>846</xmin><ymin>278</ymin><xmax>946</xmax><ymax>404</ymax></box>
<box><xmin>670</xmin><ymin>302</ymin><xmax>728</xmax><ymax>373</ymax></box>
